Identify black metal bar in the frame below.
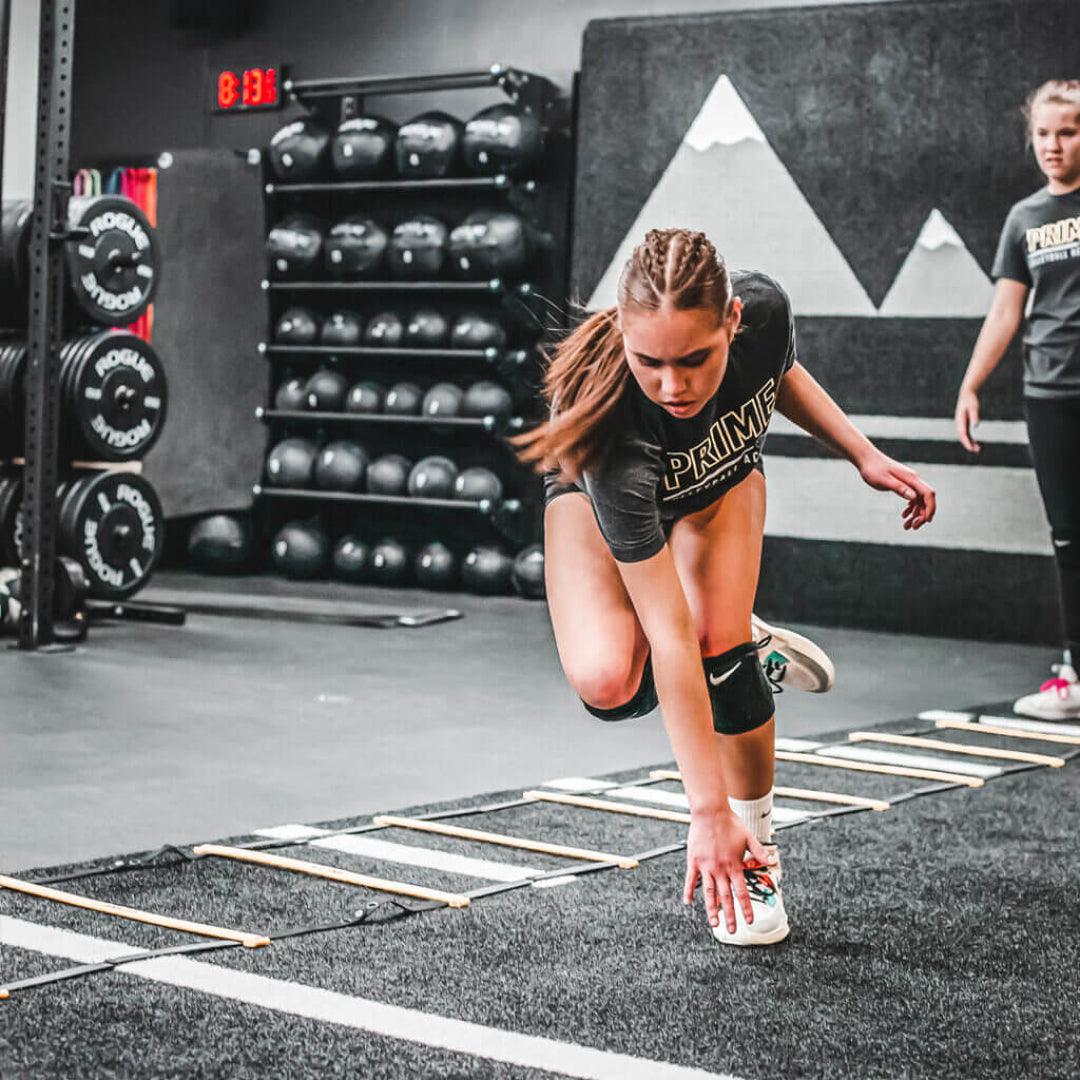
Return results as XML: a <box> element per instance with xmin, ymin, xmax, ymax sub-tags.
<box><xmin>257</xmin><ymin>408</ymin><xmax>522</xmax><ymax>434</ymax></box>
<box><xmin>263</xmin><ymin>344</ymin><xmax>498</xmax><ymax>361</ymax></box>
<box><xmin>19</xmin><ymin>0</ymin><xmax>75</xmax><ymax>649</ymax></box>
<box><xmin>253</xmin><ymin>487</ymin><xmax>522</xmax><ymax>517</ymax></box>
<box><xmin>266</xmin><ymin>280</ymin><xmax>508</xmax><ymax>294</ymax></box>
<box><xmin>0</xmin><ymin>0</ymin><xmax>11</xmax><ymax>198</ymax></box>
<box><xmin>266</xmin><ymin>176</ymin><xmax>521</xmax><ymax>195</ymax></box>
<box><xmin>287</xmin><ymin>66</ymin><xmax>511</xmax><ymax>99</ymax></box>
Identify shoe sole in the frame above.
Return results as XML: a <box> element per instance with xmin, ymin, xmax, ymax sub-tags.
<box><xmin>751</xmin><ymin>615</ymin><xmax>835</xmax><ymax>693</ymax></box>
<box><xmin>712</xmin><ymin>921</ymin><xmax>791</xmax><ymax>947</ymax></box>
<box><xmin>1013</xmin><ymin>701</ymin><xmax>1080</xmax><ymax>721</ymax></box>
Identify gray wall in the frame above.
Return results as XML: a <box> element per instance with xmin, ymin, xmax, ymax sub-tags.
<box><xmin>69</xmin><ymin>0</ymin><xmax>899</xmax><ymax>162</ymax></box>
<box><xmin>3</xmin><ymin>0</ymin><xmax>40</xmax><ymax>198</ymax></box>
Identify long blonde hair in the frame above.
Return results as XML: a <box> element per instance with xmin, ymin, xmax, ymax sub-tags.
<box><xmin>514</xmin><ymin>228</ymin><xmax>733</xmax><ymax>477</ymax></box>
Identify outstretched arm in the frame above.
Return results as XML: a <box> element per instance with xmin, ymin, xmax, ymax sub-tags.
<box><xmin>775</xmin><ymin>361</ymin><xmax>936</xmax><ymax>530</ymax></box>
<box><xmin>615</xmin><ymin>547</ymin><xmax>773</xmax><ymax>933</ymax></box>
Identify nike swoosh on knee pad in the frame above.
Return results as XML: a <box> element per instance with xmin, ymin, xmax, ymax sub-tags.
<box><xmin>709</xmin><ymin>663</ymin><xmax>741</xmax><ymax>686</ymax></box>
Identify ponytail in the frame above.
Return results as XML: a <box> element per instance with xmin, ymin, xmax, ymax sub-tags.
<box><xmin>512</xmin><ymin>306</ymin><xmax>630</xmax><ymax>478</ymax></box>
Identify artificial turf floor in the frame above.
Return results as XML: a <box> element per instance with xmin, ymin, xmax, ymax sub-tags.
<box><xmin>2</xmin><ymin>711</ymin><xmax>1078</xmax><ymax>1080</ymax></box>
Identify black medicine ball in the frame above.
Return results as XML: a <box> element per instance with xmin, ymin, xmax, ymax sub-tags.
<box><xmin>512</xmin><ymin>544</ymin><xmax>546</xmax><ymax>599</ymax></box>
<box><xmin>462</xmin><ymin>545</ymin><xmax>515</xmax><ymax>595</ymax></box>
<box><xmin>271</xmin><ymin>520</ymin><xmax>328</xmax><ymax>579</ymax></box>
<box><xmin>265</xmin><ymin>437</ymin><xmax>318</xmax><ymax>487</ymax></box>
<box><xmin>274</xmin><ymin>306</ymin><xmax>319</xmax><ymax>344</ymax></box>
<box><xmin>462</xmin><ymin>103</ymin><xmax>543</xmax><ymax>177</ymax></box>
<box><xmin>421</xmin><ymin>382</ymin><xmax>464</xmax><ymax>420</ymax></box>
<box><xmin>331</xmin><ymin>115</ymin><xmax>397</xmax><ymax>179</ymax></box>
<box><xmin>394</xmin><ymin>110</ymin><xmax>464</xmax><ymax>178</ymax></box>
<box><xmin>269</xmin><ymin>118</ymin><xmax>331</xmax><ymax>181</ymax></box>
<box><xmin>415</xmin><ymin>542</ymin><xmax>457</xmax><ymax>590</ymax></box>
<box><xmin>274</xmin><ymin>376</ymin><xmax>308</xmax><ymax>411</ymax></box>
<box><xmin>366</xmin><ymin>453</ymin><xmax>413</xmax><ymax>496</ymax></box>
<box><xmin>447</xmin><ymin>210</ymin><xmax>530</xmax><ymax>280</ymax></box>
<box><xmin>364</xmin><ymin>311</ymin><xmax>405</xmax><ymax>347</ymax></box>
<box><xmin>404</xmin><ymin>309</ymin><xmax>449</xmax><ymax>349</ymax></box>
<box><xmin>453</xmin><ymin>467</ymin><xmax>503</xmax><ymax>504</ymax></box>
<box><xmin>188</xmin><ymin>514</ymin><xmax>253</xmax><ymax>573</ymax></box>
<box><xmin>320</xmin><ymin>311</ymin><xmax>363</xmax><ymax>348</ymax></box>
<box><xmin>369</xmin><ymin>538</ymin><xmax>410</xmax><ymax>586</ymax></box>
<box><xmin>304</xmin><ymin>368</ymin><xmax>349</xmax><ymax>412</ymax></box>
<box><xmin>333</xmin><ymin>535</ymin><xmax>372</xmax><ymax>583</ymax></box>
<box><xmin>407</xmin><ymin>455</ymin><xmax>459</xmax><ymax>499</ymax></box>
<box><xmin>387</xmin><ymin>215</ymin><xmax>448</xmax><ymax>280</ymax></box>
<box><xmin>324</xmin><ymin>215</ymin><xmax>388</xmax><ymax>278</ymax></box>
<box><xmin>462</xmin><ymin>380</ymin><xmax>513</xmax><ymax>422</ymax></box>
<box><xmin>346</xmin><ymin>381</ymin><xmax>385</xmax><ymax>414</ymax></box>
<box><xmin>384</xmin><ymin>382</ymin><xmax>424</xmax><ymax>416</ymax></box>
<box><xmin>314</xmin><ymin>440</ymin><xmax>369</xmax><ymax>492</ymax></box>
<box><xmin>267</xmin><ymin>213</ymin><xmax>324</xmax><ymax>278</ymax></box>
<box><xmin>451</xmin><ymin>313</ymin><xmax>507</xmax><ymax>350</ymax></box>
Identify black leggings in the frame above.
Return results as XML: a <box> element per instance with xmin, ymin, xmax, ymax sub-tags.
<box><xmin>1025</xmin><ymin>396</ymin><xmax>1080</xmax><ymax>655</ymax></box>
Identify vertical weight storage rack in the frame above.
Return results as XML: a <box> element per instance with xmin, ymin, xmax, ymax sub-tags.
<box><xmin>253</xmin><ymin>65</ymin><xmax>573</xmax><ymax>584</ymax></box>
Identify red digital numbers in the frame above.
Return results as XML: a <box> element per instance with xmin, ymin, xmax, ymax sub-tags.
<box><xmin>217</xmin><ymin>70</ymin><xmax>241</xmax><ymax>110</ymax></box>
<box><xmin>214</xmin><ymin>67</ymin><xmax>281</xmax><ymax>112</ymax></box>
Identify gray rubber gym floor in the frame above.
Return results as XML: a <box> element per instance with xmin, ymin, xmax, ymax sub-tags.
<box><xmin>2</xmin><ymin>573</ymin><xmax>1076</xmax><ymax>1079</ymax></box>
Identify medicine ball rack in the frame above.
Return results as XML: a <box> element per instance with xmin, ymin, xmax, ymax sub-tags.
<box><xmin>254</xmin><ymin>65</ymin><xmax>573</xmax><ymax>573</ymax></box>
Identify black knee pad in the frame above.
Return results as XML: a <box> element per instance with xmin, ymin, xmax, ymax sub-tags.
<box><xmin>703</xmin><ymin>642</ymin><xmax>775</xmax><ymax>735</ymax></box>
<box><xmin>582</xmin><ymin>656</ymin><xmax>658</xmax><ymax>722</ymax></box>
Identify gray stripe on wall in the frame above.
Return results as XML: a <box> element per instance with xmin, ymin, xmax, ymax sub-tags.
<box><xmin>770</xmin><ymin>414</ymin><xmax>1028</xmax><ymax>445</ymax></box>
<box><xmin>763</xmin><ymin>455</ymin><xmax>1050</xmax><ymax>555</ymax></box>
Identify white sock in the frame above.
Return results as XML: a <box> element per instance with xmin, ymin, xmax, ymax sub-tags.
<box><xmin>728</xmin><ymin>789</ymin><xmax>773</xmax><ymax>844</ymax></box>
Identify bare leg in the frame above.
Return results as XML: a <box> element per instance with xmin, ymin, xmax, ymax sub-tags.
<box><xmin>669</xmin><ymin>470</ymin><xmax>773</xmax><ymax>801</ymax></box>
<box><xmin>544</xmin><ymin>492</ymin><xmax>649</xmax><ymax>709</ymax></box>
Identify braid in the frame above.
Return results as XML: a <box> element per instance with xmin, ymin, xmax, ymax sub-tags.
<box><xmin>619</xmin><ymin>228</ymin><xmax>729</xmax><ymax>316</ymax></box>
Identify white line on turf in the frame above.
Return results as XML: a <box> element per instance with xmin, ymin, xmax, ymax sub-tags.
<box><xmin>606</xmin><ymin>786</ymin><xmax>808</xmax><ymax>824</ymax></box>
<box><xmin>815</xmin><ymin>745</ymin><xmax>1002</xmax><ymax>778</ymax></box>
<box><xmin>543</xmin><ymin>777</ymin><xmax>619</xmax><ymax>792</ymax></box>
<box><xmin>0</xmin><ymin>917</ymin><xmax>744</xmax><ymax>1080</ymax></box>
<box><xmin>254</xmin><ymin>825</ymin><xmax>545</xmax><ymax>884</ymax></box>
<box><xmin>978</xmin><ymin>714</ymin><xmax>1080</xmax><ymax>738</ymax></box>
<box><xmin>774</xmin><ymin>737</ymin><xmax>826</xmax><ymax>752</ymax></box>
<box><xmin>917</xmin><ymin>710</ymin><xmax>976</xmax><ymax>724</ymax></box>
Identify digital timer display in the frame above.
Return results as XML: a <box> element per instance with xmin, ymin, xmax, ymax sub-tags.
<box><xmin>213</xmin><ymin>66</ymin><xmax>282</xmax><ymax>112</ymax></box>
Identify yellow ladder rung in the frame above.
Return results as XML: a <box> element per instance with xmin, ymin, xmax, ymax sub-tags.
<box><xmin>193</xmin><ymin>844</ymin><xmax>471</xmax><ymax>908</ymax></box>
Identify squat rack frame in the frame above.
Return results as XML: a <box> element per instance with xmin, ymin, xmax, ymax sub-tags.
<box><xmin>10</xmin><ymin>0</ymin><xmax>78</xmax><ymax>649</ymax></box>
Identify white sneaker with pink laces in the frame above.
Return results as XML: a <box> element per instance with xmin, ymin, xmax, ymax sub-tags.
<box><xmin>1014</xmin><ymin>663</ymin><xmax>1080</xmax><ymax>720</ymax></box>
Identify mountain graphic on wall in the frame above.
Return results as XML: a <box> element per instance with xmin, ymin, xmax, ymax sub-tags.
<box><xmin>878</xmin><ymin>209</ymin><xmax>994</xmax><ymax>318</ymax></box>
<box><xmin>586</xmin><ymin>74</ymin><xmax>877</xmax><ymax>317</ymax></box>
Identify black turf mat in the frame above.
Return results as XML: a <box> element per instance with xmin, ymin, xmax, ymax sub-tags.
<box><xmin>3</xmin><ymin>709</ymin><xmax>1078</xmax><ymax>1079</ymax></box>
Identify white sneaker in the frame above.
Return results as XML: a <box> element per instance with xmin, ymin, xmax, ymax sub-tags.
<box><xmin>1014</xmin><ymin>663</ymin><xmax>1080</xmax><ymax>720</ymax></box>
<box><xmin>751</xmin><ymin>614</ymin><xmax>835</xmax><ymax>693</ymax></box>
<box><xmin>711</xmin><ymin>851</ymin><xmax>789</xmax><ymax>947</ymax></box>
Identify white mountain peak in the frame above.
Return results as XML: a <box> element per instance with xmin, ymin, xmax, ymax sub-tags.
<box><xmin>685</xmin><ymin>75</ymin><xmax>766</xmax><ymax>151</ymax></box>
<box><xmin>916</xmin><ymin>208</ymin><xmax>965</xmax><ymax>252</ymax></box>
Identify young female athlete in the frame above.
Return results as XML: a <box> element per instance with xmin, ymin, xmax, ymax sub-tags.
<box><xmin>516</xmin><ymin>228</ymin><xmax>936</xmax><ymax>945</ymax></box>
<box><xmin>956</xmin><ymin>80</ymin><xmax>1080</xmax><ymax>721</ymax></box>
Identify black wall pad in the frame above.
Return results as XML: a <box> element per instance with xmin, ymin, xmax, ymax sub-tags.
<box><xmin>573</xmin><ymin>0</ymin><xmax>1080</xmax><ymax>305</ymax></box>
<box><xmin>758</xmin><ymin>536</ymin><xmax>1060</xmax><ymax>645</ymax></box>
<box><xmin>141</xmin><ymin>148</ymin><xmax>267</xmax><ymax>519</ymax></box>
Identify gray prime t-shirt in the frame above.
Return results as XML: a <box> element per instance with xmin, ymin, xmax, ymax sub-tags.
<box><xmin>992</xmin><ymin>186</ymin><xmax>1080</xmax><ymax>397</ymax></box>
<box><xmin>580</xmin><ymin>270</ymin><xmax>796</xmax><ymax>563</ymax></box>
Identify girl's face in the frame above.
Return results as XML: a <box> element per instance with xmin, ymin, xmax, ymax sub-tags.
<box><xmin>620</xmin><ymin>299</ymin><xmax>742</xmax><ymax>419</ymax></box>
<box><xmin>1031</xmin><ymin>102</ymin><xmax>1080</xmax><ymax>189</ymax></box>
